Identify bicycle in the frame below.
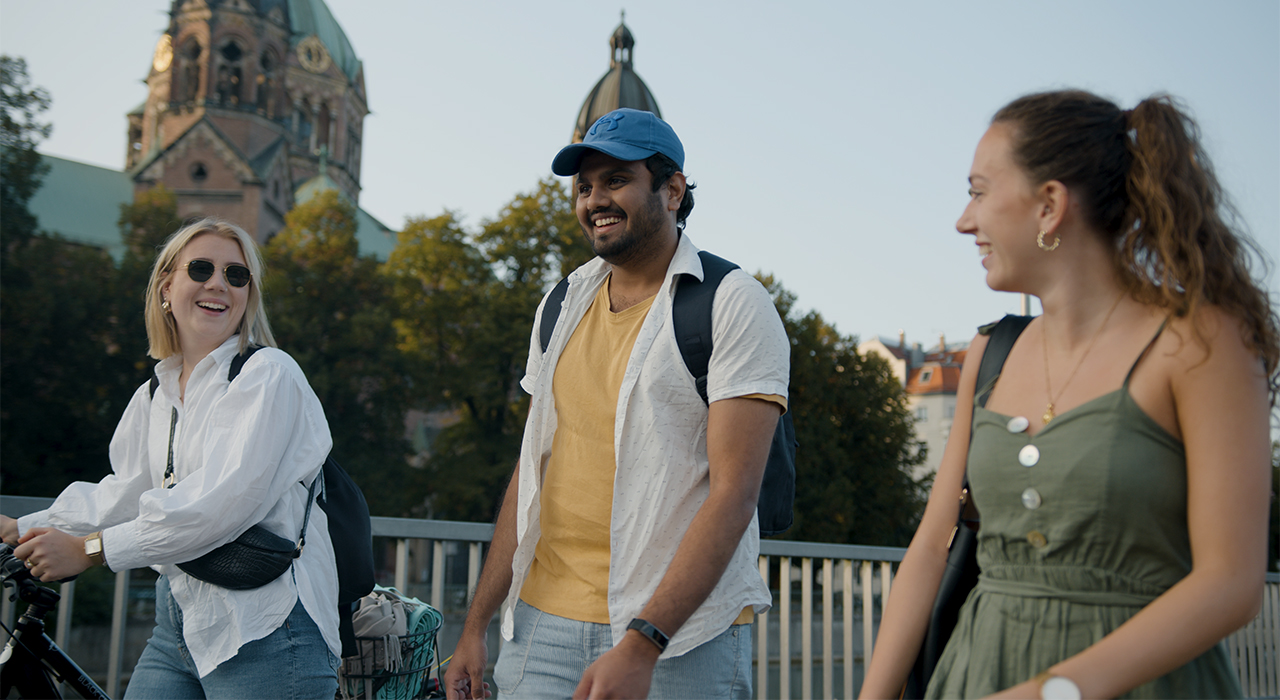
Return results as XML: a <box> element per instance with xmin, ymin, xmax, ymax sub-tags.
<box><xmin>0</xmin><ymin>543</ymin><xmax>110</xmax><ymax>699</ymax></box>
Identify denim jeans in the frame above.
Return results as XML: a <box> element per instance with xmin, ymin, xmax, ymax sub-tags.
<box><xmin>494</xmin><ymin>600</ymin><xmax>751</xmax><ymax>700</ymax></box>
<box><xmin>124</xmin><ymin>576</ymin><xmax>338</xmax><ymax>699</ymax></box>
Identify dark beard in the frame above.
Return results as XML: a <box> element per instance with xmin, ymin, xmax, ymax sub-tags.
<box><xmin>584</xmin><ymin>189</ymin><xmax>668</xmax><ymax>267</ymax></box>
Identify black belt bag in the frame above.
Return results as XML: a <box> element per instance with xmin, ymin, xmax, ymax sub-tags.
<box><xmin>163</xmin><ymin>406</ymin><xmax>317</xmax><ymax>590</ymax></box>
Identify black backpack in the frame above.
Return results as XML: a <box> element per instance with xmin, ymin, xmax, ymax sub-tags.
<box><xmin>539</xmin><ymin>251</ymin><xmax>797</xmax><ymax>536</ymax></box>
<box><xmin>149</xmin><ymin>347</ymin><xmax>375</xmax><ymax>654</ymax></box>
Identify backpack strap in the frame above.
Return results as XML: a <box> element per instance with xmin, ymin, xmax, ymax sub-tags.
<box><xmin>672</xmin><ymin>251</ymin><xmax>739</xmax><ymax>404</ymax></box>
<box><xmin>226</xmin><ymin>344</ymin><xmax>314</xmax><ymax>551</ymax></box>
<box><xmin>228</xmin><ymin>345</ymin><xmax>265</xmax><ymax>382</ymax></box>
<box><xmin>538</xmin><ymin>278</ymin><xmax>570</xmax><ymax>354</ymax></box>
<box><xmin>538</xmin><ymin>251</ymin><xmax>739</xmax><ymax>404</ymax></box>
<box><xmin>973</xmin><ymin>315</ymin><xmax>1034</xmax><ymax>408</ymax></box>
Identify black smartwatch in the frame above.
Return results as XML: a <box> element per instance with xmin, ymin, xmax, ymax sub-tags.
<box><xmin>626</xmin><ymin>618</ymin><xmax>669</xmax><ymax>652</ymax></box>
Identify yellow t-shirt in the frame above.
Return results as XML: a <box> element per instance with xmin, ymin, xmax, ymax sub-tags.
<box><xmin>520</xmin><ymin>277</ymin><xmax>782</xmax><ymax>625</ymax></box>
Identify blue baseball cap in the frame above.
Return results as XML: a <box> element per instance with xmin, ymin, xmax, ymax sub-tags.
<box><xmin>552</xmin><ymin>108</ymin><xmax>685</xmax><ymax>176</ymax></box>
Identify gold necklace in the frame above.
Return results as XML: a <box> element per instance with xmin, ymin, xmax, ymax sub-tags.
<box><xmin>1041</xmin><ymin>294</ymin><xmax>1124</xmax><ymax>424</ymax></box>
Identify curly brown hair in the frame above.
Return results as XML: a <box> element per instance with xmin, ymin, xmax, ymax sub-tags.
<box><xmin>993</xmin><ymin>90</ymin><xmax>1279</xmax><ymax>403</ymax></box>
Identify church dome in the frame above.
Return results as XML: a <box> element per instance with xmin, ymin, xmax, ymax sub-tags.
<box><xmin>572</xmin><ymin>17</ymin><xmax>661</xmax><ymax>143</ymax></box>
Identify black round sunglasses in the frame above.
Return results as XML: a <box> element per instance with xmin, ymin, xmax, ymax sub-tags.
<box><xmin>183</xmin><ymin>259</ymin><xmax>252</xmax><ymax>288</ymax></box>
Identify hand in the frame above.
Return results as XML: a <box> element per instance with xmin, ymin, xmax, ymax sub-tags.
<box><xmin>12</xmin><ymin>527</ymin><xmax>92</xmax><ymax>582</ymax></box>
<box><xmin>444</xmin><ymin>630</ymin><xmax>492</xmax><ymax>700</ymax></box>
<box><xmin>572</xmin><ymin>632</ymin><xmax>660</xmax><ymax>700</ymax></box>
<box><xmin>0</xmin><ymin>515</ymin><xmax>18</xmax><ymax>546</ymax></box>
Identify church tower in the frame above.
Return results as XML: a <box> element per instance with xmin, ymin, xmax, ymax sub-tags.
<box><xmin>572</xmin><ymin>14</ymin><xmax>663</xmax><ymax>143</ymax></box>
<box><xmin>126</xmin><ymin>0</ymin><xmax>368</xmax><ymax>241</ymax></box>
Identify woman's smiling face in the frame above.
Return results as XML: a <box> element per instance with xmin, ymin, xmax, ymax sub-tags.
<box><xmin>162</xmin><ymin>233</ymin><xmax>250</xmax><ymax>360</ymax></box>
<box><xmin>955</xmin><ymin>123</ymin><xmax>1045</xmax><ymax>293</ymax></box>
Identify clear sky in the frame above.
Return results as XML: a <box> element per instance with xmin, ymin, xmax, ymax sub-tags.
<box><xmin>2</xmin><ymin>0</ymin><xmax>1277</xmax><ymax>349</ymax></box>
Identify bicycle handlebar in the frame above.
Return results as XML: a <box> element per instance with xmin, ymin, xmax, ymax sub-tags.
<box><xmin>0</xmin><ymin>544</ymin><xmax>59</xmax><ymax>609</ymax></box>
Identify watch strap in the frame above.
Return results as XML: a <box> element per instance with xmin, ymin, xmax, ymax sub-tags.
<box><xmin>626</xmin><ymin>618</ymin><xmax>670</xmax><ymax>653</ymax></box>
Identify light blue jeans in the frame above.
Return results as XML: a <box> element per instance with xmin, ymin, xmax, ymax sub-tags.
<box><xmin>124</xmin><ymin>575</ymin><xmax>338</xmax><ymax>699</ymax></box>
<box><xmin>494</xmin><ymin>600</ymin><xmax>752</xmax><ymax>699</ymax></box>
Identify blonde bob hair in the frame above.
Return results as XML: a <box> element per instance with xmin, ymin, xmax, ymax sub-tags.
<box><xmin>144</xmin><ymin>218</ymin><xmax>277</xmax><ymax>359</ymax></box>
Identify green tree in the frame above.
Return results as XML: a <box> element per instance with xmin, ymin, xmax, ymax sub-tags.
<box><xmin>0</xmin><ymin>57</ymin><xmax>131</xmax><ymax>495</ymax></box>
<box><xmin>386</xmin><ymin>178</ymin><xmax>592</xmax><ymax>521</ymax></box>
<box><xmin>1</xmin><ymin>55</ymin><xmax>51</xmax><ymax>250</ymax></box>
<box><xmin>264</xmin><ymin>190</ymin><xmax>420</xmax><ymax>516</ymax></box>
<box><xmin>759</xmin><ymin>275</ymin><xmax>928</xmax><ymax>545</ymax></box>
<box><xmin>114</xmin><ymin>185</ymin><xmax>183</xmax><ymax>382</ymax></box>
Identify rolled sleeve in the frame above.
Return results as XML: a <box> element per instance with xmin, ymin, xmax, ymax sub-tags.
<box><xmin>705</xmin><ymin>270</ymin><xmax>791</xmax><ymax>404</ymax></box>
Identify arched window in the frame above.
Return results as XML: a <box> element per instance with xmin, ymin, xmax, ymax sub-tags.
<box><xmin>256</xmin><ymin>51</ymin><xmax>277</xmax><ymax>117</ymax></box>
<box><xmin>316</xmin><ymin>101</ymin><xmax>330</xmax><ymax>150</ymax></box>
<box><xmin>216</xmin><ymin>40</ymin><xmax>244</xmax><ymax>106</ymax></box>
<box><xmin>177</xmin><ymin>40</ymin><xmax>202</xmax><ymax>104</ymax></box>
<box><xmin>296</xmin><ymin>98</ymin><xmax>313</xmax><ymax>142</ymax></box>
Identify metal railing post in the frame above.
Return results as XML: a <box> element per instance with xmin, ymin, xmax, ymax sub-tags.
<box><xmin>394</xmin><ymin>538</ymin><xmax>409</xmax><ymax>592</ymax></box>
<box><xmin>780</xmin><ymin>557</ymin><xmax>791</xmax><ymax>699</ymax></box>
<box><xmin>842</xmin><ymin>560</ymin><xmax>854</xmax><ymax>700</ymax></box>
<box><xmin>860</xmin><ymin>561</ymin><xmax>874</xmax><ymax>666</ymax></box>
<box><xmin>822</xmin><ymin>558</ymin><xmax>833</xmax><ymax>700</ymax></box>
<box><xmin>757</xmin><ymin>556</ymin><xmax>769</xmax><ymax>700</ymax></box>
<box><xmin>801</xmin><ymin>557</ymin><xmax>813</xmax><ymax>699</ymax></box>
<box><xmin>431</xmin><ymin>540</ymin><xmax>445</xmax><ymax>612</ymax></box>
<box><xmin>467</xmin><ymin>542</ymin><xmax>482</xmax><ymax>606</ymax></box>
<box><xmin>106</xmin><ymin>568</ymin><xmax>131</xmax><ymax>698</ymax></box>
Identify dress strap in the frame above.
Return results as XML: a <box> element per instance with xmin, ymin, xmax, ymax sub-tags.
<box><xmin>1123</xmin><ymin>317</ymin><xmax>1171</xmax><ymax>387</ymax></box>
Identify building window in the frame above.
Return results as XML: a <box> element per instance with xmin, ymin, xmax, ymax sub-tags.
<box><xmin>944</xmin><ymin>403</ymin><xmax>956</xmax><ymax>419</ymax></box>
<box><xmin>919</xmin><ymin>368</ymin><xmax>934</xmax><ymax>384</ymax></box>
<box><xmin>216</xmin><ymin>40</ymin><xmax>244</xmax><ymax>106</ymax></box>
<box><xmin>190</xmin><ymin>162</ymin><xmax>208</xmax><ymax>182</ymax></box>
<box><xmin>915</xmin><ymin>406</ymin><xmax>928</xmax><ymax>422</ymax></box>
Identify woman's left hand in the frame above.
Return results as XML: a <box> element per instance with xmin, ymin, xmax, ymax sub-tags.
<box><xmin>12</xmin><ymin>527</ymin><xmax>93</xmax><ymax>582</ymax></box>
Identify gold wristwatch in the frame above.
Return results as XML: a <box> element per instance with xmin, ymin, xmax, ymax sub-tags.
<box><xmin>84</xmin><ymin>531</ymin><xmax>106</xmax><ymax>567</ymax></box>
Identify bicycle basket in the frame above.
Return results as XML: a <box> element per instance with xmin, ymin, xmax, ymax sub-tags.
<box><xmin>339</xmin><ymin>587</ymin><xmax>443</xmax><ymax>700</ymax></box>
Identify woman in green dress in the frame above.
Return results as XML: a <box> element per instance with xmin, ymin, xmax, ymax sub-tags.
<box><xmin>861</xmin><ymin>90</ymin><xmax>1278</xmax><ymax>699</ymax></box>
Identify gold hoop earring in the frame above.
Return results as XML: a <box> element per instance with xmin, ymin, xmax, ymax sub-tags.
<box><xmin>1037</xmin><ymin>229</ymin><xmax>1060</xmax><ymax>252</ymax></box>
<box><xmin>161</xmin><ymin>298</ymin><xmax>171</xmax><ymax>313</ymax></box>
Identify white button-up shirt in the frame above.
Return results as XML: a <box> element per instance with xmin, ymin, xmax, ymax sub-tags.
<box><xmin>18</xmin><ymin>336</ymin><xmax>338</xmax><ymax>677</ymax></box>
<box><xmin>507</xmin><ymin>234</ymin><xmax>790</xmax><ymax>658</ymax></box>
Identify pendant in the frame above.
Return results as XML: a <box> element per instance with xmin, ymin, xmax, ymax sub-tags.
<box><xmin>1043</xmin><ymin>404</ymin><xmax>1055</xmax><ymax>425</ymax></box>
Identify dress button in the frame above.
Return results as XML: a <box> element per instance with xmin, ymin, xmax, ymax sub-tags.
<box><xmin>1018</xmin><ymin>444</ymin><xmax>1040</xmax><ymax>467</ymax></box>
<box><xmin>1026</xmin><ymin>530</ymin><xmax>1048</xmax><ymax>548</ymax></box>
<box><xmin>1007</xmin><ymin>416</ymin><xmax>1029</xmax><ymax>433</ymax></box>
<box><xmin>1021</xmin><ymin>487</ymin><xmax>1042</xmax><ymax>510</ymax></box>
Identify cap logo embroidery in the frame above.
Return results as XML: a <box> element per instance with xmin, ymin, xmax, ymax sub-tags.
<box><xmin>590</xmin><ymin>111</ymin><xmax>626</xmax><ymax>135</ymax></box>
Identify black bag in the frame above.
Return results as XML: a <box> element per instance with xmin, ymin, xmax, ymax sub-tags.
<box><xmin>149</xmin><ymin>348</ymin><xmax>376</xmax><ymax>651</ymax></box>
<box><xmin>540</xmin><ymin>250</ymin><xmax>798</xmax><ymax>536</ymax></box>
<box><xmin>902</xmin><ymin>314</ymin><xmax>1033</xmax><ymax>698</ymax></box>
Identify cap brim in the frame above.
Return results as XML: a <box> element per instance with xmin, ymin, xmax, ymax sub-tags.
<box><xmin>551</xmin><ymin>141</ymin><xmax>659</xmax><ymax>176</ymax></box>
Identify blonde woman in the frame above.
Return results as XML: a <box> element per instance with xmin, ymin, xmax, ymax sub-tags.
<box><xmin>1</xmin><ymin>219</ymin><xmax>339</xmax><ymax>698</ymax></box>
<box><xmin>862</xmin><ymin>91</ymin><xmax>1277</xmax><ymax>699</ymax></box>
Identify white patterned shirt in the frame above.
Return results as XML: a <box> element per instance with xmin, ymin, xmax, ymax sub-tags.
<box><xmin>507</xmin><ymin>233</ymin><xmax>790</xmax><ymax>658</ymax></box>
<box><xmin>18</xmin><ymin>336</ymin><xmax>338</xmax><ymax>677</ymax></box>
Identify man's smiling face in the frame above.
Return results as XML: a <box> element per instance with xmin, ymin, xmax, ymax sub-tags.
<box><xmin>574</xmin><ymin>151</ymin><xmax>674</xmax><ymax>266</ymax></box>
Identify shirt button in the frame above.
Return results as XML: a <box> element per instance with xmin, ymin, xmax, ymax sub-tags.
<box><xmin>1018</xmin><ymin>444</ymin><xmax>1040</xmax><ymax>467</ymax></box>
<box><xmin>1021</xmin><ymin>487</ymin><xmax>1042</xmax><ymax>510</ymax></box>
<box><xmin>1007</xmin><ymin>416</ymin><xmax>1029</xmax><ymax>433</ymax></box>
<box><xmin>1026</xmin><ymin>530</ymin><xmax>1048</xmax><ymax>548</ymax></box>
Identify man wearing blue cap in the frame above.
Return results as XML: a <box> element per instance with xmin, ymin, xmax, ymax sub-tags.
<box><xmin>446</xmin><ymin>109</ymin><xmax>789</xmax><ymax>700</ymax></box>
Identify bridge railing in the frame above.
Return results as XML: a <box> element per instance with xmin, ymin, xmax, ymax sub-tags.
<box><xmin>3</xmin><ymin>495</ymin><xmax>1276</xmax><ymax>699</ymax></box>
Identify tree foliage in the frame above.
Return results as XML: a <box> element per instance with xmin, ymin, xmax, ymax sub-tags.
<box><xmin>264</xmin><ymin>190</ymin><xmax>421</xmax><ymax>517</ymax></box>
<box><xmin>1</xmin><ymin>55</ymin><xmax>51</xmax><ymax>249</ymax></box>
<box><xmin>386</xmin><ymin>178</ymin><xmax>592</xmax><ymax>521</ymax></box>
<box><xmin>759</xmin><ymin>275</ymin><xmax>928</xmax><ymax>546</ymax></box>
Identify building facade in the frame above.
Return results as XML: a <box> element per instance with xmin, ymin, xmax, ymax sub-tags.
<box><xmin>859</xmin><ymin>333</ymin><xmax>969</xmax><ymax>480</ymax></box>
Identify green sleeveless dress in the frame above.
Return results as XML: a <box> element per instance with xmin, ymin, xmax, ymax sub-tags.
<box><xmin>925</xmin><ymin>323</ymin><xmax>1242</xmax><ymax>699</ymax></box>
